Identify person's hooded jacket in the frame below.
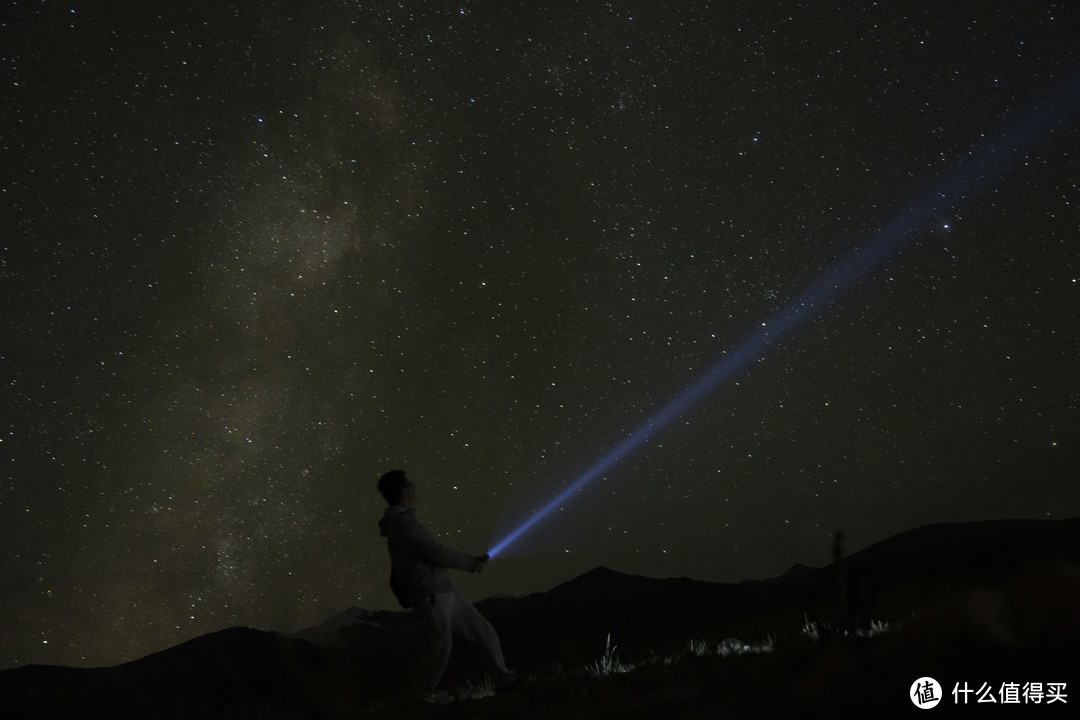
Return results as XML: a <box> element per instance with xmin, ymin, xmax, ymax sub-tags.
<box><xmin>378</xmin><ymin>505</ymin><xmax>484</xmax><ymax>608</ymax></box>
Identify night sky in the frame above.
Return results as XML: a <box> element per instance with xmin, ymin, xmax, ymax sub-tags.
<box><xmin>3</xmin><ymin>1</ymin><xmax>1079</xmax><ymax>669</ymax></box>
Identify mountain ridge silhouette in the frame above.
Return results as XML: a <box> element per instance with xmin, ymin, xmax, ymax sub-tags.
<box><xmin>4</xmin><ymin>517</ymin><xmax>1079</xmax><ymax>718</ymax></box>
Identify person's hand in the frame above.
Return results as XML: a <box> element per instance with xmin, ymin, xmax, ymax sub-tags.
<box><xmin>473</xmin><ymin>553</ymin><xmax>490</xmax><ymax>573</ymax></box>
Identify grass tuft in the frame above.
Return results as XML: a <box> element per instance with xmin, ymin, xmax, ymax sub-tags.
<box><xmin>458</xmin><ymin>674</ymin><xmax>497</xmax><ymax>700</ymax></box>
<box><xmin>424</xmin><ymin>616</ymin><xmax>894</xmax><ymax>714</ymax></box>
<box><xmin>588</xmin><ymin>633</ymin><xmax>636</xmax><ymax>677</ymax></box>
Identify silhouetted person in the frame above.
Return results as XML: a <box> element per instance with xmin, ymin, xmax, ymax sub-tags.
<box><xmin>377</xmin><ymin>469</ymin><xmax>515</xmax><ymax>700</ymax></box>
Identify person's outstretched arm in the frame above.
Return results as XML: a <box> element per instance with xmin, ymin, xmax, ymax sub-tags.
<box><xmin>392</xmin><ymin>513</ymin><xmax>486</xmax><ymax>571</ymax></box>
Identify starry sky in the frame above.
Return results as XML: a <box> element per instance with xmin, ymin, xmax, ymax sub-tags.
<box><xmin>3</xmin><ymin>1</ymin><xmax>1079</xmax><ymax>669</ymax></box>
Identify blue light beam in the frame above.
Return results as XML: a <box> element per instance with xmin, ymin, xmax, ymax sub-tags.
<box><xmin>487</xmin><ymin>70</ymin><xmax>1080</xmax><ymax>560</ymax></box>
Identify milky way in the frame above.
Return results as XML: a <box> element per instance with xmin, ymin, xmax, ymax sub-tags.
<box><xmin>3</xmin><ymin>2</ymin><xmax>1079</xmax><ymax>668</ymax></box>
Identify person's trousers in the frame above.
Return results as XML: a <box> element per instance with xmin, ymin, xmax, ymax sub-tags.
<box><xmin>412</xmin><ymin>588</ymin><xmax>509</xmax><ymax>693</ymax></box>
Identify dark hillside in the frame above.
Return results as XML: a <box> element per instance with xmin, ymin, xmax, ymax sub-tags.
<box><xmin>4</xmin><ymin>518</ymin><xmax>1078</xmax><ymax>718</ymax></box>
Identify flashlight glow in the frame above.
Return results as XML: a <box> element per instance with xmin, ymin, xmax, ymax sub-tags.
<box><xmin>487</xmin><ymin>70</ymin><xmax>1080</xmax><ymax>560</ymax></box>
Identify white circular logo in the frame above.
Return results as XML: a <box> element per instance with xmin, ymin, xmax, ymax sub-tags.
<box><xmin>911</xmin><ymin>677</ymin><xmax>942</xmax><ymax>709</ymax></box>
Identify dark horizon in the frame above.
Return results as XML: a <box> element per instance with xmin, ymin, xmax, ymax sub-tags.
<box><xmin>4</xmin><ymin>515</ymin><xmax>1078</xmax><ymax>720</ymax></box>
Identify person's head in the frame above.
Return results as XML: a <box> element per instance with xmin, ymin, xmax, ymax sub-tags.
<box><xmin>378</xmin><ymin>469</ymin><xmax>416</xmax><ymax>507</ymax></box>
